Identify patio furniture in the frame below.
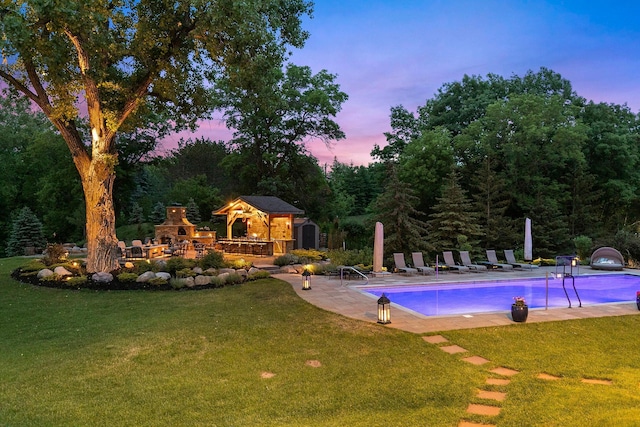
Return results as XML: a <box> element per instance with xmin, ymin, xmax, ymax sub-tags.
<box><xmin>504</xmin><ymin>249</ymin><xmax>538</xmax><ymax>270</ymax></box>
<box><xmin>459</xmin><ymin>251</ymin><xmax>487</xmax><ymax>272</ymax></box>
<box><xmin>485</xmin><ymin>250</ymin><xmax>514</xmax><ymax>271</ymax></box>
<box><xmin>411</xmin><ymin>252</ymin><xmax>435</xmax><ymax>275</ymax></box>
<box><xmin>590</xmin><ymin>247</ymin><xmax>625</xmax><ymax>271</ymax></box>
<box><xmin>442</xmin><ymin>251</ymin><xmax>470</xmax><ymax>273</ymax></box>
<box><xmin>393</xmin><ymin>253</ymin><xmax>418</xmax><ymax>275</ymax></box>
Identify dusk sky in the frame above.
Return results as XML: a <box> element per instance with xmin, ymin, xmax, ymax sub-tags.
<box><xmin>167</xmin><ymin>0</ymin><xmax>640</xmax><ymax>166</ymax></box>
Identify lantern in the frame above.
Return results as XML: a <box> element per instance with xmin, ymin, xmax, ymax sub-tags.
<box><xmin>377</xmin><ymin>293</ymin><xmax>391</xmax><ymax>324</ymax></box>
<box><xmin>302</xmin><ymin>269</ymin><xmax>311</xmax><ymax>290</ymax></box>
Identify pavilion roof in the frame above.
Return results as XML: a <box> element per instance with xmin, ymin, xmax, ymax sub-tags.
<box><xmin>213</xmin><ymin>196</ymin><xmax>304</xmax><ymax>215</ymax></box>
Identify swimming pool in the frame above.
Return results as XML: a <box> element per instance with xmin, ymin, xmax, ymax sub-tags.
<box><xmin>362</xmin><ymin>274</ymin><xmax>640</xmax><ymax>316</ymax></box>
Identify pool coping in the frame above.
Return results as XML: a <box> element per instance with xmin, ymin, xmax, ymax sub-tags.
<box><xmin>275</xmin><ymin>267</ymin><xmax>640</xmax><ymax>333</ymax></box>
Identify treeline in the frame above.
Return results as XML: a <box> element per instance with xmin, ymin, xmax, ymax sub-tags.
<box><xmin>2</xmin><ymin>68</ymin><xmax>640</xmax><ymax>261</ymax></box>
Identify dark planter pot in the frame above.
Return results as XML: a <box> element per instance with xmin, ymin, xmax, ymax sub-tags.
<box><xmin>511</xmin><ymin>304</ymin><xmax>528</xmax><ymax>322</ymax></box>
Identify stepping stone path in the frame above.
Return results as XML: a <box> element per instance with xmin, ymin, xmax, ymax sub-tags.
<box><xmin>421</xmin><ymin>334</ymin><xmax>614</xmax><ymax>426</ymax></box>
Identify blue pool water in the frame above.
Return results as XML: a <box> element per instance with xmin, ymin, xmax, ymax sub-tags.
<box><xmin>363</xmin><ymin>274</ymin><xmax>640</xmax><ymax>316</ymax></box>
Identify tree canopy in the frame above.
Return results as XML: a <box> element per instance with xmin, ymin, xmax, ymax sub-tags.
<box><xmin>0</xmin><ymin>0</ymin><xmax>313</xmax><ymax>272</ymax></box>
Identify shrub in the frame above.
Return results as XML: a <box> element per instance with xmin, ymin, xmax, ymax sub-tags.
<box><xmin>225</xmin><ymin>273</ymin><xmax>243</xmax><ymax>285</ymax></box>
<box><xmin>290</xmin><ymin>249</ymin><xmax>326</xmax><ymax>264</ymax></box>
<box><xmin>176</xmin><ymin>268</ymin><xmax>196</xmax><ymax>278</ymax></box>
<box><xmin>573</xmin><ymin>235</ymin><xmax>593</xmax><ymax>260</ymax></box>
<box><xmin>274</xmin><ymin>253</ymin><xmax>299</xmax><ymax>266</ymax></box>
<box><xmin>326</xmin><ymin>248</ymin><xmax>373</xmax><ymax>267</ymax></box>
<box><xmin>117</xmin><ymin>272</ymin><xmax>139</xmax><ymax>283</ymax></box>
<box><xmin>200</xmin><ymin>250</ymin><xmax>225</xmax><ymax>269</ymax></box>
<box><xmin>227</xmin><ymin>258</ymin><xmax>252</xmax><ymax>270</ymax></box>
<box><xmin>42</xmin><ymin>243</ymin><xmax>68</xmax><ymax>266</ymax></box>
<box><xmin>66</xmin><ymin>276</ymin><xmax>88</xmax><ymax>287</ymax></box>
<box><xmin>148</xmin><ymin>277</ymin><xmax>169</xmax><ymax>287</ymax></box>
<box><xmin>210</xmin><ymin>276</ymin><xmax>226</xmax><ymax>288</ymax></box>
<box><xmin>247</xmin><ymin>270</ymin><xmax>271</xmax><ymax>281</ymax></box>
<box><xmin>166</xmin><ymin>257</ymin><xmax>196</xmax><ymax>275</ymax></box>
<box><xmin>21</xmin><ymin>259</ymin><xmax>46</xmax><ymax>272</ymax></box>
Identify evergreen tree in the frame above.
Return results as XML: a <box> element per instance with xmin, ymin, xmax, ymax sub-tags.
<box><xmin>427</xmin><ymin>168</ymin><xmax>482</xmax><ymax>254</ymax></box>
<box><xmin>150</xmin><ymin>202</ymin><xmax>166</xmax><ymax>224</ymax></box>
<box><xmin>129</xmin><ymin>202</ymin><xmax>145</xmax><ymax>225</ymax></box>
<box><xmin>5</xmin><ymin>207</ymin><xmax>46</xmax><ymax>256</ymax></box>
<box><xmin>472</xmin><ymin>156</ymin><xmax>517</xmax><ymax>250</ymax></box>
<box><xmin>186</xmin><ymin>198</ymin><xmax>202</xmax><ymax>224</ymax></box>
<box><xmin>371</xmin><ymin>165</ymin><xmax>430</xmax><ymax>263</ymax></box>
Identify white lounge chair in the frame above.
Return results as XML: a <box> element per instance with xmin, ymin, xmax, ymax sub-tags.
<box><xmin>411</xmin><ymin>252</ymin><xmax>435</xmax><ymax>275</ymax></box>
<box><xmin>504</xmin><ymin>249</ymin><xmax>539</xmax><ymax>270</ymax></box>
<box><xmin>442</xmin><ymin>251</ymin><xmax>470</xmax><ymax>273</ymax></box>
<box><xmin>393</xmin><ymin>253</ymin><xmax>418</xmax><ymax>275</ymax></box>
<box><xmin>459</xmin><ymin>251</ymin><xmax>487</xmax><ymax>272</ymax></box>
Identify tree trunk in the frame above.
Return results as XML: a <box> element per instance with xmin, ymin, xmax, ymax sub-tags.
<box><xmin>82</xmin><ymin>156</ymin><xmax>120</xmax><ymax>273</ymax></box>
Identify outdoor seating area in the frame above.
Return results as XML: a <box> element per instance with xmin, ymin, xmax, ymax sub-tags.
<box><xmin>392</xmin><ymin>249</ymin><xmax>543</xmax><ymax>275</ymax></box>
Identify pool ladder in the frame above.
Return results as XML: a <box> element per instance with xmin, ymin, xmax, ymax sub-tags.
<box><xmin>555</xmin><ymin>256</ymin><xmax>582</xmax><ymax>308</ymax></box>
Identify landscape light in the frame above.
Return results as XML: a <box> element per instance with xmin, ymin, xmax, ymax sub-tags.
<box><xmin>377</xmin><ymin>293</ymin><xmax>391</xmax><ymax>324</ymax></box>
<box><xmin>302</xmin><ymin>269</ymin><xmax>311</xmax><ymax>290</ymax></box>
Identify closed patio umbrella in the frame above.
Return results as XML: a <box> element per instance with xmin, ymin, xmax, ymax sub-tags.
<box><xmin>524</xmin><ymin>218</ymin><xmax>532</xmax><ymax>261</ymax></box>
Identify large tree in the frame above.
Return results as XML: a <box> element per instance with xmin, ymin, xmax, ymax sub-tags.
<box><xmin>0</xmin><ymin>0</ymin><xmax>312</xmax><ymax>272</ymax></box>
<box><xmin>219</xmin><ymin>63</ymin><xmax>347</xmax><ymax>200</ymax></box>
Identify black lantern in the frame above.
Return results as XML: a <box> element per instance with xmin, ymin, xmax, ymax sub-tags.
<box><xmin>302</xmin><ymin>269</ymin><xmax>311</xmax><ymax>290</ymax></box>
<box><xmin>377</xmin><ymin>293</ymin><xmax>391</xmax><ymax>324</ymax></box>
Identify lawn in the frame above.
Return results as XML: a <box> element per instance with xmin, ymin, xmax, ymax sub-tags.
<box><xmin>1</xmin><ymin>256</ymin><xmax>640</xmax><ymax>426</ymax></box>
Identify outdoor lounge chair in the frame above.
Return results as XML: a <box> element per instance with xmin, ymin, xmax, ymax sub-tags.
<box><xmin>459</xmin><ymin>251</ymin><xmax>487</xmax><ymax>272</ymax></box>
<box><xmin>504</xmin><ymin>249</ymin><xmax>538</xmax><ymax>270</ymax></box>
<box><xmin>393</xmin><ymin>253</ymin><xmax>418</xmax><ymax>275</ymax></box>
<box><xmin>411</xmin><ymin>252</ymin><xmax>435</xmax><ymax>275</ymax></box>
<box><xmin>485</xmin><ymin>250</ymin><xmax>514</xmax><ymax>270</ymax></box>
<box><xmin>442</xmin><ymin>251</ymin><xmax>470</xmax><ymax>273</ymax></box>
<box><xmin>590</xmin><ymin>246</ymin><xmax>625</xmax><ymax>271</ymax></box>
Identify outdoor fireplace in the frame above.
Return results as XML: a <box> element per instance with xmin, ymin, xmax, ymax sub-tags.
<box><xmin>154</xmin><ymin>205</ymin><xmax>216</xmax><ymax>246</ymax></box>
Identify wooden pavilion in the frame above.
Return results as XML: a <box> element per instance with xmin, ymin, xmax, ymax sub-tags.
<box><xmin>212</xmin><ymin>196</ymin><xmax>304</xmax><ymax>255</ymax></box>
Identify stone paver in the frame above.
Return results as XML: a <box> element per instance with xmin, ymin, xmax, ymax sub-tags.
<box><xmin>466</xmin><ymin>404</ymin><xmax>501</xmax><ymax>416</ymax></box>
<box><xmin>582</xmin><ymin>378</ymin><xmax>612</xmax><ymax>385</ymax></box>
<box><xmin>538</xmin><ymin>373</ymin><xmax>561</xmax><ymax>380</ymax></box>
<box><xmin>477</xmin><ymin>390</ymin><xmax>507</xmax><ymax>401</ymax></box>
<box><xmin>459</xmin><ymin>421</ymin><xmax>496</xmax><ymax>427</ymax></box>
<box><xmin>463</xmin><ymin>355</ymin><xmax>490</xmax><ymax>365</ymax></box>
<box><xmin>423</xmin><ymin>334</ymin><xmax>449</xmax><ymax>344</ymax></box>
<box><xmin>440</xmin><ymin>344</ymin><xmax>468</xmax><ymax>354</ymax></box>
<box><xmin>490</xmin><ymin>367</ymin><xmax>519</xmax><ymax>377</ymax></box>
<box><xmin>486</xmin><ymin>378</ymin><xmax>511</xmax><ymax>386</ymax></box>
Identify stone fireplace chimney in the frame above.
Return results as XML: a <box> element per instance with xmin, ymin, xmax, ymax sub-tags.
<box><xmin>154</xmin><ymin>205</ymin><xmax>196</xmax><ymax>245</ymax></box>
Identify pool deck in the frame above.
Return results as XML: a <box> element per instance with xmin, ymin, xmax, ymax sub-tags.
<box><xmin>274</xmin><ymin>266</ymin><xmax>640</xmax><ymax>333</ymax></box>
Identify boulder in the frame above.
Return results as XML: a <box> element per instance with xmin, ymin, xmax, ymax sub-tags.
<box><xmin>156</xmin><ymin>272</ymin><xmax>171</xmax><ymax>281</ymax></box>
<box><xmin>194</xmin><ymin>275</ymin><xmax>211</xmax><ymax>286</ymax></box>
<box><xmin>218</xmin><ymin>268</ymin><xmax>236</xmax><ymax>275</ymax></box>
<box><xmin>248</xmin><ymin>267</ymin><xmax>261</xmax><ymax>275</ymax></box>
<box><xmin>136</xmin><ymin>271</ymin><xmax>156</xmax><ymax>283</ymax></box>
<box><xmin>193</xmin><ymin>267</ymin><xmax>203</xmax><ymax>275</ymax></box>
<box><xmin>204</xmin><ymin>268</ymin><xmax>217</xmax><ymax>275</ymax></box>
<box><xmin>235</xmin><ymin>269</ymin><xmax>248</xmax><ymax>278</ymax></box>
<box><xmin>279</xmin><ymin>265</ymin><xmax>298</xmax><ymax>274</ymax></box>
<box><xmin>54</xmin><ymin>266</ymin><xmax>73</xmax><ymax>277</ymax></box>
<box><xmin>37</xmin><ymin>269</ymin><xmax>54</xmax><ymax>279</ymax></box>
<box><xmin>92</xmin><ymin>272</ymin><xmax>114</xmax><ymax>283</ymax></box>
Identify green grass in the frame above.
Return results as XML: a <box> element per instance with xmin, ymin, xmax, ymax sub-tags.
<box><xmin>2</xmin><ymin>256</ymin><xmax>640</xmax><ymax>426</ymax></box>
